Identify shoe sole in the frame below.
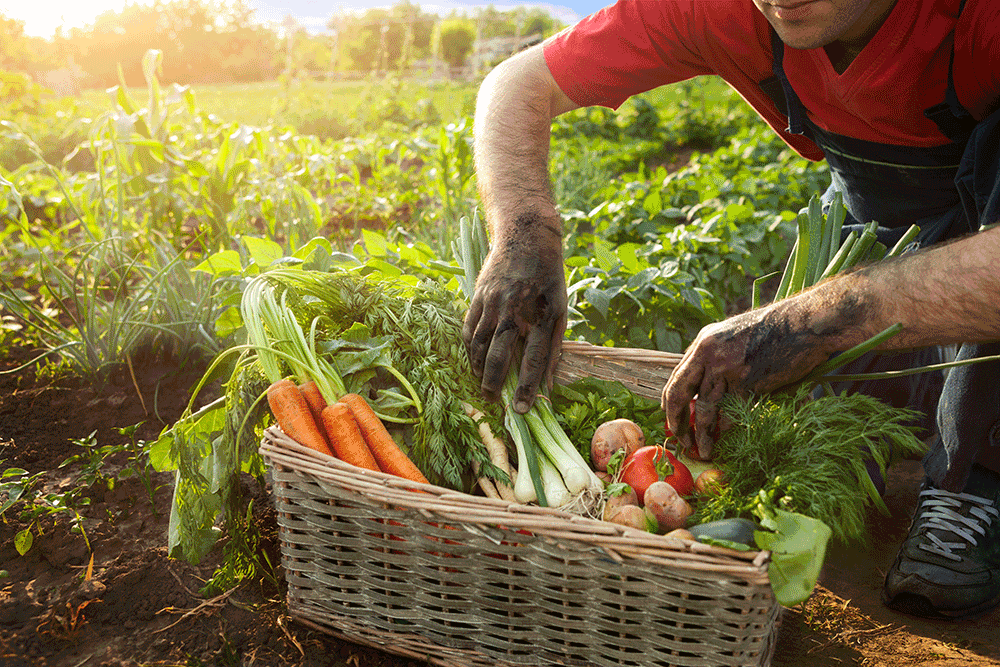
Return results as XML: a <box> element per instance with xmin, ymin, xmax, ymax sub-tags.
<box><xmin>882</xmin><ymin>589</ymin><xmax>1000</xmax><ymax>621</ymax></box>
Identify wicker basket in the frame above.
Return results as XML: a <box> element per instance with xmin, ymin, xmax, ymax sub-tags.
<box><xmin>260</xmin><ymin>341</ymin><xmax>780</xmax><ymax>667</ymax></box>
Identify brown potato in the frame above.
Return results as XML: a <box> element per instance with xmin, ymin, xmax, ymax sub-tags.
<box><xmin>601</xmin><ymin>485</ymin><xmax>640</xmax><ymax>521</ymax></box>
<box><xmin>590</xmin><ymin>418</ymin><xmax>645</xmax><ymax>472</ymax></box>
<box><xmin>643</xmin><ymin>480</ymin><xmax>693</xmax><ymax>533</ymax></box>
<box><xmin>608</xmin><ymin>504</ymin><xmax>657</xmax><ymax>533</ymax></box>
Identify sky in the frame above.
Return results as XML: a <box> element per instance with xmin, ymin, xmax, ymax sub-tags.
<box><xmin>10</xmin><ymin>1</ymin><xmax>611</xmax><ymax>38</ymax></box>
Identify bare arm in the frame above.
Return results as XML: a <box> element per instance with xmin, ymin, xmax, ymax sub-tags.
<box><xmin>473</xmin><ymin>43</ymin><xmax>580</xmax><ymax>230</ymax></box>
<box><xmin>664</xmin><ymin>225</ymin><xmax>1000</xmax><ymax>457</ymax></box>
<box><xmin>463</xmin><ymin>43</ymin><xmax>580</xmax><ymax>412</ymax></box>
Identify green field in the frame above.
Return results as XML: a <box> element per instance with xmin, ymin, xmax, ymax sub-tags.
<box><xmin>73</xmin><ymin>74</ymin><xmax>738</xmax><ymax>132</ymax></box>
<box><xmin>0</xmin><ymin>57</ymin><xmax>830</xmax><ymax>577</ymax></box>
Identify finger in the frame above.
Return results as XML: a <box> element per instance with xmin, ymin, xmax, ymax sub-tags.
<box><xmin>663</xmin><ymin>357</ymin><xmax>703</xmax><ymax>454</ymax></box>
<box><xmin>467</xmin><ymin>303</ymin><xmax>499</xmax><ymax>380</ymax></box>
<box><xmin>481</xmin><ymin>321</ymin><xmax>519</xmax><ymax>402</ymax></box>
<box><xmin>542</xmin><ymin>310</ymin><xmax>567</xmax><ymax>393</ymax></box>
<box><xmin>514</xmin><ymin>317</ymin><xmax>559</xmax><ymax>413</ymax></box>
<box><xmin>694</xmin><ymin>379</ymin><xmax>727</xmax><ymax>460</ymax></box>
<box><xmin>462</xmin><ymin>296</ymin><xmax>484</xmax><ymax>352</ymax></box>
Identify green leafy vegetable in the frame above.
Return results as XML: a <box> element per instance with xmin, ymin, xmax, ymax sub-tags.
<box><xmin>697</xmin><ymin>386</ymin><xmax>926</xmax><ymax>543</ymax></box>
<box><xmin>754</xmin><ymin>507</ymin><xmax>832</xmax><ymax>607</ymax></box>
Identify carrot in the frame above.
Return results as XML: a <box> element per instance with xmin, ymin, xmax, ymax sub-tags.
<box><xmin>339</xmin><ymin>393</ymin><xmax>430</xmax><ymax>485</ymax></box>
<box><xmin>298</xmin><ymin>380</ymin><xmax>327</xmax><ymax>426</ymax></box>
<box><xmin>321</xmin><ymin>401</ymin><xmax>381</xmax><ymax>472</ymax></box>
<box><xmin>266</xmin><ymin>379</ymin><xmax>333</xmax><ymax>457</ymax></box>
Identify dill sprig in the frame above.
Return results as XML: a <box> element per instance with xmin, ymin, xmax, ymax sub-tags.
<box><xmin>697</xmin><ymin>386</ymin><xmax>927</xmax><ymax>543</ymax></box>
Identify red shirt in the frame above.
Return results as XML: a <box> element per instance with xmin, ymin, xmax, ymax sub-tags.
<box><xmin>543</xmin><ymin>0</ymin><xmax>1000</xmax><ymax>161</ymax></box>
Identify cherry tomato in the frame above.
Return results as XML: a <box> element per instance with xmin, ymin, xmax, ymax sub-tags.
<box><xmin>621</xmin><ymin>445</ymin><xmax>694</xmax><ymax>503</ymax></box>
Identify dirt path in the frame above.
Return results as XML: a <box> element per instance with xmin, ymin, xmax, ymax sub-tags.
<box><xmin>771</xmin><ymin>458</ymin><xmax>1000</xmax><ymax>667</ymax></box>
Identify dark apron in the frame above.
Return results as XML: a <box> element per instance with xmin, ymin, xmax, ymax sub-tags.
<box><xmin>762</xmin><ymin>6</ymin><xmax>1000</xmax><ymax>492</ymax></box>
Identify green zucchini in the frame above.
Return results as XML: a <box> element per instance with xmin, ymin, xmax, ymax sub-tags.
<box><xmin>689</xmin><ymin>518</ymin><xmax>758</xmax><ymax>548</ymax></box>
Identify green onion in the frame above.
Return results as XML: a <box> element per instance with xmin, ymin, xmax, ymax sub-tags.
<box><xmin>886</xmin><ymin>224</ymin><xmax>920</xmax><ymax>258</ymax></box>
<box><xmin>798</xmin><ymin>323</ymin><xmax>904</xmax><ymax>386</ymax></box>
<box><xmin>824</xmin><ymin>192</ymin><xmax>847</xmax><ymax>269</ymax></box>
<box><xmin>786</xmin><ymin>209</ymin><xmax>813</xmax><ymax>297</ymax></box>
<box><xmin>817</xmin><ymin>230</ymin><xmax>858</xmax><ymax>281</ymax></box>
<box><xmin>752</xmin><ymin>271</ymin><xmax>781</xmax><ymax>310</ymax></box>
<box><xmin>774</xmin><ymin>238</ymin><xmax>798</xmax><ymax>301</ymax></box>
<box><xmin>504</xmin><ymin>375</ymin><xmax>546</xmax><ymax>505</ymax></box>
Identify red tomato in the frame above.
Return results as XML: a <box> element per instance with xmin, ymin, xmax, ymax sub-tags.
<box><xmin>621</xmin><ymin>445</ymin><xmax>694</xmax><ymax>502</ymax></box>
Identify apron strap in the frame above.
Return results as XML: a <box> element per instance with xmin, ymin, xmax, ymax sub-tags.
<box><xmin>923</xmin><ymin>0</ymin><xmax>977</xmax><ymax>142</ymax></box>
<box><xmin>765</xmin><ymin>27</ymin><xmax>809</xmax><ymax>137</ymax></box>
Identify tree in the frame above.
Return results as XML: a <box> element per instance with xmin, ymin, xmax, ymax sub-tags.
<box><xmin>51</xmin><ymin>0</ymin><xmax>278</xmax><ymax>88</ymax></box>
<box><xmin>435</xmin><ymin>19</ymin><xmax>475</xmax><ymax>69</ymax></box>
<box><xmin>327</xmin><ymin>1</ymin><xmax>437</xmax><ymax>74</ymax></box>
<box><xmin>0</xmin><ymin>13</ymin><xmax>30</xmax><ymax>71</ymax></box>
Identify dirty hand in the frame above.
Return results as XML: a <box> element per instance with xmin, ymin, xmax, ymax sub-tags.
<box><xmin>662</xmin><ymin>301</ymin><xmax>842</xmax><ymax>459</ymax></box>
<box><xmin>463</xmin><ymin>242</ymin><xmax>567</xmax><ymax>413</ymax></box>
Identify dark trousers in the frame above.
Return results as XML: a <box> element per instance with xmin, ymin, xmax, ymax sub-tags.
<box><xmin>820</xmin><ymin>108</ymin><xmax>1000</xmax><ymax>493</ymax></box>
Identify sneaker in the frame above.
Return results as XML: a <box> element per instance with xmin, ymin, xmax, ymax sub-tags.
<box><xmin>883</xmin><ymin>465</ymin><xmax>1000</xmax><ymax>619</ymax></box>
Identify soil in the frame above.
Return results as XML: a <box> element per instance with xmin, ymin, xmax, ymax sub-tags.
<box><xmin>1</xmin><ymin>343</ymin><xmax>999</xmax><ymax>667</ymax></box>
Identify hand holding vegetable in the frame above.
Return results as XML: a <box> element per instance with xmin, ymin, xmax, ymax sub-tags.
<box><xmin>662</xmin><ymin>294</ymin><xmax>852</xmax><ymax>459</ymax></box>
<box><xmin>462</xmin><ymin>216</ymin><xmax>568</xmax><ymax>413</ymax></box>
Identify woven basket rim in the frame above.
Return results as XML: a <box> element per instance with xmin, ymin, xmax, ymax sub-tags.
<box><xmin>260</xmin><ymin>426</ymin><xmax>771</xmax><ymax>583</ymax></box>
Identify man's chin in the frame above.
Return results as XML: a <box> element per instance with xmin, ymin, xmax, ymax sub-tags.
<box><xmin>769</xmin><ymin>23</ymin><xmax>834</xmax><ymax>50</ymax></box>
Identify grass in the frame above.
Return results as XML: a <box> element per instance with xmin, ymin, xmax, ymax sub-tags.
<box><xmin>77</xmin><ymin>77</ymin><xmax>481</xmax><ymax>129</ymax></box>
<box><xmin>72</xmin><ymin>72</ymin><xmax>735</xmax><ymax>131</ymax></box>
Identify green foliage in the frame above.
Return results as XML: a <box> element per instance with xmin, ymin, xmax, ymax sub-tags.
<box><xmin>52</xmin><ymin>0</ymin><xmax>278</xmax><ymax>88</ymax></box>
<box><xmin>550</xmin><ymin>377</ymin><xmax>665</xmax><ymax>463</ymax></box>
<box><xmin>199</xmin><ymin>501</ymin><xmax>278</xmax><ymax>596</ymax></box>
<box><xmin>436</xmin><ymin>19</ymin><xmax>476</xmax><ymax>68</ymax></box>
<box><xmin>700</xmin><ymin>387</ymin><xmax>927</xmax><ymax>543</ymax></box>
<box><xmin>59</xmin><ymin>424</ymin><xmax>165</xmax><ymax>512</ymax></box>
<box><xmin>0</xmin><ymin>460</ymin><xmax>92</xmax><ymax>557</ymax></box>
<box><xmin>0</xmin><ymin>48</ymin><xmax>846</xmax><ymax>584</ymax></box>
<box><xmin>332</xmin><ymin>1</ymin><xmax>438</xmax><ymax>73</ymax></box>
<box><xmin>564</xmin><ymin>235</ymin><xmax>721</xmax><ymax>353</ymax></box>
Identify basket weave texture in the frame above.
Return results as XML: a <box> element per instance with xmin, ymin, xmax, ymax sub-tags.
<box><xmin>261</xmin><ymin>342</ymin><xmax>780</xmax><ymax>667</ymax></box>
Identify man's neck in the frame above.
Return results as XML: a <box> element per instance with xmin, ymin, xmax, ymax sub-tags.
<box><xmin>824</xmin><ymin>41</ymin><xmax>866</xmax><ymax>74</ymax></box>
<box><xmin>824</xmin><ymin>0</ymin><xmax>898</xmax><ymax>74</ymax></box>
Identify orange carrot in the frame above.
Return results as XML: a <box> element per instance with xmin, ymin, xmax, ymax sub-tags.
<box><xmin>298</xmin><ymin>380</ymin><xmax>327</xmax><ymax>426</ymax></box>
<box><xmin>266</xmin><ymin>379</ymin><xmax>333</xmax><ymax>457</ymax></box>
<box><xmin>321</xmin><ymin>402</ymin><xmax>381</xmax><ymax>472</ymax></box>
<box><xmin>339</xmin><ymin>393</ymin><xmax>429</xmax><ymax>485</ymax></box>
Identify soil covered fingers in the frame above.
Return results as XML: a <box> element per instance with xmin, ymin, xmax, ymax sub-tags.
<box><xmin>512</xmin><ymin>311</ymin><xmax>565</xmax><ymax>413</ymax></box>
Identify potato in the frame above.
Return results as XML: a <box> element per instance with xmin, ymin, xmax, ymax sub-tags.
<box><xmin>590</xmin><ymin>418</ymin><xmax>645</xmax><ymax>472</ymax></box>
<box><xmin>694</xmin><ymin>468</ymin><xmax>727</xmax><ymax>496</ymax></box>
<box><xmin>608</xmin><ymin>504</ymin><xmax>657</xmax><ymax>533</ymax></box>
<box><xmin>643</xmin><ymin>480</ymin><xmax>693</xmax><ymax>533</ymax></box>
<box><xmin>601</xmin><ymin>485</ymin><xmax>640</xmax><ymax>521</ymax></box>
<box><xmin>664</xmin><ymin>528</ymin><xmax>695</xmax><ymax>541</ymax></box>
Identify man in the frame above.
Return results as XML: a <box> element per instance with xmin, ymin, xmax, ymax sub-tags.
<box><xmin>463</xmin><ymin>0</ymin><xmax>1000</xmax><ymax>619</ymax></box>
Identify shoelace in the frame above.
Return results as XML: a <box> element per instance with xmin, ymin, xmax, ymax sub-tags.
<box><xmin>915</xmin><ymin>487</ymin><xmax>1000</xmax><ymax>562</ymax></box>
